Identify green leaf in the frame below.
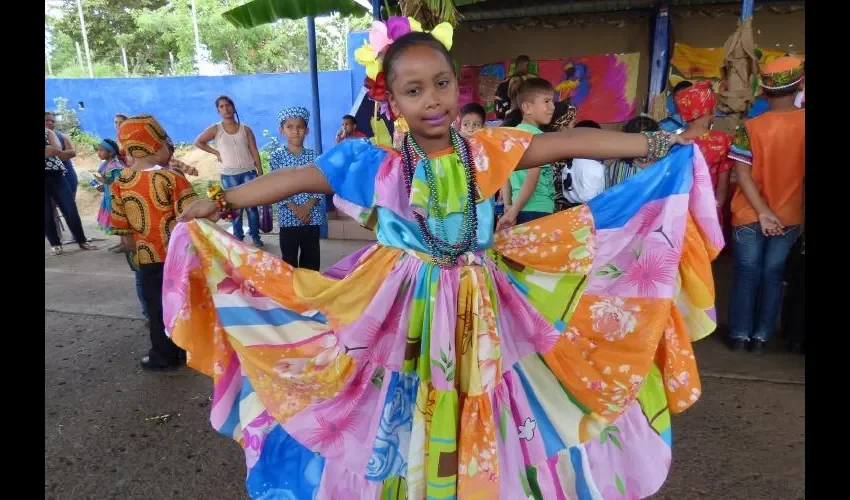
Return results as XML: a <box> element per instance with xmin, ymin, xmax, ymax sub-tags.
<box><xmin>440</xmin><ymin>350</ymin><xmax>448</xmax><ymax>364</ymax></box>
<box><xmin>595</xmin><ymin>270</ymin><xmax>610</xmax><ymax>277</ymax></box>
<box><xmin>223</xmin><ymin>0</ymin><xmax>367</xmax><ymax>29</ymax></box>
<box><xmin>632</xmin><ymin>244</ymin><xmax>643</xmax><ymax>260</ymax></box>
<box><xmin>572</xmin><ymin>226</ymin><xmax>591</xmax><ymax>243</ymax></box>
<box><xmin>371</xmin><ymin>367</ymin><xmax>385</xmax><ymax>388</ymax></box>
<box><xmin>599</xmin><ymin>431</ymin><xmax>608</xmax><ymax>444</ymax></box>
<box><xmin>500</xmin><ymin>407</ymin><xmax>509</xmax><ymax>441</ymax></box>
<box><xmin>609</xmin><ymin>433</ymin><xmax>623</xmax><ymax>450</ymax></box>
<box><xmin>615</xmin><ymin>474</ymin><xmax>626</xmax><ymax>494</ymax></box>
<box><xmin>569</xmin><ymin>246</ymin><xmax>591</xmax><ymax>260</ymax></box>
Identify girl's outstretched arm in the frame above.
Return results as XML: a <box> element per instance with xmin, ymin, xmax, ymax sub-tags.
<box><xmin>517</xmin><ymin>128</ymin><xmax>688</xmax><ymax>170</ymax></box>
<box><xmin>178</xmin><ymin>165</ymin><xmax>332</xmax><ymax>222</ymax></box>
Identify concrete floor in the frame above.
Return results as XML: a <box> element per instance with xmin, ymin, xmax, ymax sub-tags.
<box><xmin>45</xmin><ymin>220</ymin><xmax>805</xmax><ymax>499</ymax></box>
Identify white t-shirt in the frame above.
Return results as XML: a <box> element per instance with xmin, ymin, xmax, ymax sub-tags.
<box><xmin>794</xmin><ymin>89</ymin><xmax>805</xmax><ymax>108</ymax></box>
<box><xmin>562</xmin><ymin>158</ymin><xmax>606</xmax><ymax>204</ymax></box>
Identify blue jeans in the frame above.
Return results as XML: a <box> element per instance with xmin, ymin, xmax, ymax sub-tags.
<box><xmin>221</xmin><ymin>171</ymin><xmax>260</xmax><ymax>241</ymax></box>
<box><xmin>44</xmin><ymin>171</ymin><xmax>87</xmax><ymax>246</ymax></box>
<box><xmin>135</xmin><ymin>270</ymin><xmax>148</xmax><ymax>319</ymax></box>
<box><xmin>517</xmin><ymin>211</ymin><xmax>551</xmax><ymax>224</ymax></box>
<box><xmin>728</xmin><ymin>222</ymin><xmax>801</xmax><ymax>342</ymax></box>
<box><xmin>64</xmin><ymin>165</ymin><xmax>78</xmax><ymax>198</ymax></box>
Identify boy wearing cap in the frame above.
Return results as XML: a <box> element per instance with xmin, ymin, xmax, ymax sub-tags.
<box><xmin>110</xmin><ymin>115</ymin><xmax>199</xmax><ymax>370</ymax></box>
<box><xmin>269</xmin><ymin>106</ymin><xmax>325</xmax><ymax>270</ymax></box>
<box><xmin>726</xmin><ymin>57</ymin><xmax>805</xmax><ymax>354</ymax></box>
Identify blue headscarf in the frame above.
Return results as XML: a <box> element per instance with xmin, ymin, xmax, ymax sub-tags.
<box><xmin>278</xmin><ymin>106</ymin><xmax>310</xmax><ymax>126</ymax></box>
<box><xmin>98</xmin><ymin>139</ymin><xmax>119</xmax><ymax>157</ymax></box>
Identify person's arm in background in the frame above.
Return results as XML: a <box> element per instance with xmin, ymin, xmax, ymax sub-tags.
<box><xmin>497</xmin><ymin>168</ymin><xmax>541</xmax><ymax>231</ymax></box>
<box><xmin>45</xmin><ymin>129</ymin><xmax>62</xmax><ymax>157</ymax></box>
<box><xmin>193</xmin><ymin>125</ymin><xmax>221</xmax><ymax>162</ymax></box>
<box><xmin>57</xmin><ymin>133</ymin><xmax>77</xmax><ymax>161</ymax></box>
<box><xmin>108</xmin><ymin>179</ymin><xmax>135</xmax><ymax>250</ymax></box>
<box><xmin>499</xmin><ymin>180</ymin><xmax>513</xmax><ymax>211</ymax></box>
<box><xmin>716</xmin><ymin>169</ymin><xmax>730</xmax><ymax>208</ymax></box>
<box><xmin>244</xmin><ymin>125</ymin><xmax>264</xmax><ymax>176</ymax></box>
<box><xmin>734</xmin><ymin>161</ymin><xmax>783</xmax><ymax>236</ymax></box>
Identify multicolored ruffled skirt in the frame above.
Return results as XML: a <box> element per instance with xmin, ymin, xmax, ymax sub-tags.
<box><xmin>164</xmin><ymin>146</ymin><xmax>723</xmax><ymax>499</ymax></box>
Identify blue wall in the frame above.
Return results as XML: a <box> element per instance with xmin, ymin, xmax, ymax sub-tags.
<box><xmin>45</xmin><ymin>70</ymin><xmax>356</xmax><ymax>152</ymax></box>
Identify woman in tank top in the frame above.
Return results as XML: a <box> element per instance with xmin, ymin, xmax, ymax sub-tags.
<box><xmin>194</xmin><ymin>96</ymin><xmax>265</xmax><ymax>247</ymax></box>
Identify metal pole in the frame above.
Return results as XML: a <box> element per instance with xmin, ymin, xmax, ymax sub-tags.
<box><xmin>169</xmin><ymin>52</ymin><xmax>176</xmax><ymax>74</ymax></box>
<box><xmin>741</xmin><ymin>0</ymin><xmax>754</xmax><ymax>21</ymax></box>
<box><xmin>47</xmin><ymin>55</ymin><xmax>54</xmax><ymax>76</ymax></box>
<box><xmin>75</xmin><ymin>0</ymin><xmax>94</xmax><ymax>77</ymax></box>
<box><xmin>371</xmin><ymin>0</ymin><xmax>381</xmax><ymax>20</ymax></box>
<box><xmin>190</xmin><ymin>0</ymin><xmax>202</xmax><ymax>73</ymax></box>
<box><xmin>647</xmin><ymin>7</ymin><xmax>670</xmax><ymax>111</ymax></box>
<box><xmin>75</xmin><ymin>41</ymin><xmax>84</xmax><ymax>72</ymax></box>
<box><xmin>121</xmin><ymin>46</ymin><xmax>129</xmax><ymax>76</ymax></box>
<box><xmin>306</xmin><ymin>16</ymin><xmax>323</xmax><ymax>153</ymax></box>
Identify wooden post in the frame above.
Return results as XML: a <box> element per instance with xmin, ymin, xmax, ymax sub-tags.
<box><xmin>121</xmin><ymin>46</ymin><xmax>129</xmax><ymax>76</ymax></box>
<box><xmin>76</xmin><ymin>0</ymin><xmax>94</xmax><ymax>77</ymax></box>
<box><xmin>75</xmin><ymin>41</ymin><xmax>84</xmax><ymax>73</ymax></box>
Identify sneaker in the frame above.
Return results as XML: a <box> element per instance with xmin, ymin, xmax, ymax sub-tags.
<box><xmin>728</xmin><ymin>338</ymin><xmax>747</xmax><ymax>352</ymax></box>
<box><xmin>253</xmin><ymin>238</ymin><xmax>264</xmax><ymax>248</ymax></box>
<box><xmin>748</xmin><ymin>339</ymin><xmax>767</xmax><ymax>355</ymax></box>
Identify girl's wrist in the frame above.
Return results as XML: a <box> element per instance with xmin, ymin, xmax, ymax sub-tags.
<box><xmin>208</xmin><ymin>184</ymin><xmax>235</xmax><ymax>220</ymax></box>
<box><xmin>639</xmin><ymin>131</ymin><xmax>673</xmax><ymax>164</ymax></box>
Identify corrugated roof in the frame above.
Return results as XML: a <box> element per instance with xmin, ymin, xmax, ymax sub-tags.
<box><xmin>457</xmin><ymin>0</ymin><xmax>800</xmax><ymax>21</ymax></box>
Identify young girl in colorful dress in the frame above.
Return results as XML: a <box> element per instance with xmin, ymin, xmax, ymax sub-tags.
<box><xmin>167</xmin><ymin>19</ymin><xmax>722</xmax><ymax>500</ymax></box>
<box><xmin>93</xmin><ymin>139</ymin><xmax>125</xmax><ymax>233</ymax></box>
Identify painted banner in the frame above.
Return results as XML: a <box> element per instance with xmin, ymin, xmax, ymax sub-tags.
<box><xmin>461</xmin><ymin>53</ymin><xmax>641</xmax><ymax>124</ymax></box>
<box><xmin>668</xmin><ymin>42</ymin><xmax>804</xmax><ymax>89</ymax></box>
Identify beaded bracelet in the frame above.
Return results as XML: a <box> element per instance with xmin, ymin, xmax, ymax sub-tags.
<box><xmin>639</xmin><ymin>131</ymin><xmax>673</xmax><ymax>164</ymax></box>
<box><xmin>207</xmin><ymin>184</ymin><xmax>235</xmax><ymax>221</ymax></box>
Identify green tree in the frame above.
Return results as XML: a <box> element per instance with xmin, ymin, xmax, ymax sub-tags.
<box><xmin>52</xmin><ymin>0</ymin><xmax>169</xmax><ymax>75</ymax></box>
<box><xmin>47</xmin><ymin>0</ymin><xmax>372</xmax><ymax>77</ymax></box>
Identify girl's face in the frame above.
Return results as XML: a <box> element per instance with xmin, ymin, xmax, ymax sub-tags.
<box><xmin>217</xmin><ymin>99</ymin><xmax>235</xmax><ymax>119</ymax></box>
<box><xmin>96</xmin><ymin>146</ymin><xmax>111</xmax><ymax>161</ymax></box>
<box><xmin>387</xmin><ymin>44</ymin><xmax>459</xmax><ymax>147</ymax></box>
<box><xmin>460</xmin><ymin>114</ymin><xmax>483</xmax><ymax>139</ymax></box>
<box><xmin>114</xmin><ymin>116</ymin><xmax>126</xmax><ymax>132</ymax></box>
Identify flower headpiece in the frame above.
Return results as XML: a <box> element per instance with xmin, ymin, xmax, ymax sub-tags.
<box><xmin>354</xmin><ymin>16</ymin><xmax>454</xmax><ymax>119</ymax></box>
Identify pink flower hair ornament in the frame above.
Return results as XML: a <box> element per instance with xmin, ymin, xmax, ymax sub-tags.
<box><xmin>354</xmin><ymin>16</ymin><xmax>454</xmax><ymax>120</ymax></box>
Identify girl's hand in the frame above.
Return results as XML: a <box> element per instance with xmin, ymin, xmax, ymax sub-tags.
<box><xmin>669</xmin><ymin>133</ymin><xmax>693</xmax><ymax>146</ymax></box>
<box><xmin>178</xmin><ymin>200</ymin><xmax>220</xmax><ymax>223</ymax></box>
<box><xmin>496</xmin><ymin>207</ymin><xmax>519</xmax><ymax>232</ymax></box>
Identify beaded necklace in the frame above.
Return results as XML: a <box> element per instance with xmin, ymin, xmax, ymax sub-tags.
<box><xmin>401</xmin><ymin>128</ymin><xmax>479</xmax><ymax>267</ymax></box>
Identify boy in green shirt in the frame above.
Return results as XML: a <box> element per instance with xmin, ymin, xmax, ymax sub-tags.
<box><xmin>497</xmin><ymin>77</ymin><xmax>557</xmax><ymax>230</ymax></box>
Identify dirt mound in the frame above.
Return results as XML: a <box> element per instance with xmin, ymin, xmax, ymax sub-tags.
<box><xmin>70</xmin><ymin>146</ymin><xmax>223</xmax><ymax>218</ymax></box>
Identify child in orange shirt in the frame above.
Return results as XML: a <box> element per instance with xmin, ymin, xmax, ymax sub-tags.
<box><xmin>726</xmin><ymin>57</ymin><xmax>805</xmax><ymax>354</ymax></box>
<box><xmin>110</xmin><ymin>115</ymin><xmax>199</xmax><ymax>370</ymax></box>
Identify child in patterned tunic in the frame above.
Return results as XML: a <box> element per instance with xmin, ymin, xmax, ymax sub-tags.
<box><xmin>268</xmin><ymin>106</ymin><xmax>325</xmax><ymax>270</ymax></box>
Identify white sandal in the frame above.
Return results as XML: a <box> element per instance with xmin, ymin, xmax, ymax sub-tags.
<box><xmin>51</xmin><ymin>246</ymin><xmax>63</xmax><ymax>256</ymax></box>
